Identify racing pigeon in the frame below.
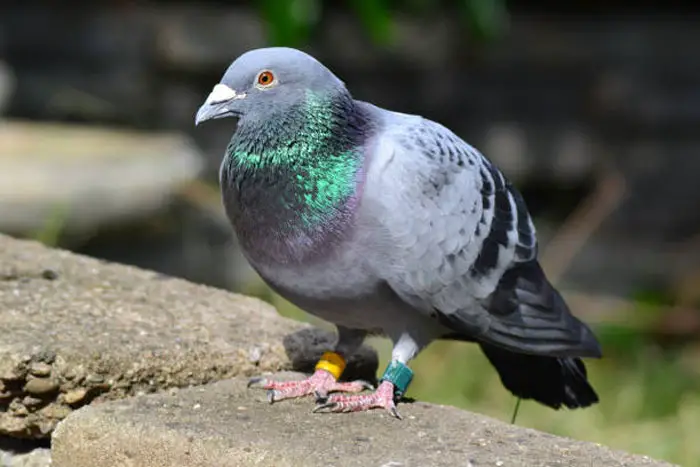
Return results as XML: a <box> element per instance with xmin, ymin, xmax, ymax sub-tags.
<box><xmin>195</xmin><ymin>47</ymin><xmax>602</xmax><ymax>418</ymax></box>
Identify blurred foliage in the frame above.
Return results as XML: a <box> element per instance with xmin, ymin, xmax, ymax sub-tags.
<box><xmin>32</xmin><ymin>204</ymin><xmax>69</xmax><ymax>247</ymax></box>
<box><xmin>256</xmin><ymin>0</ymin><xmax>509</xmax><ymax>46</ymax></box>
<box><xmin>461</xmin><ymin>0</ymin><xmax>509</xmax><ymax>40</ymax></box>
<box><xmin>240</xmin><ymin>282</ymin><xmax>700</xmax><ymax>466</ymax></box>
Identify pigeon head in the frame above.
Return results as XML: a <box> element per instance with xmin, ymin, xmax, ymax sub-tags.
<box><xmin>195</xmin><ymin>47</ymin><xmax>347</xmax><ymax>126</ymax></box>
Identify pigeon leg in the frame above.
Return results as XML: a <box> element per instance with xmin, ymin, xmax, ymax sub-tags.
<box><xmin>247</xmin><ymin>327</ymin><xmax>371</xmax><ymax>403</ymax></box>
<box><xmin>314</xmin><ymin>332</ymin><xmax>420</xmax><ymax>418</ymax></box>
<box><xmin>248</xmin><ymin>368</ymin><xmax>372</xmax><ymax>403</ymax></box>
<box><xmin>313</xmin><ymin>379</ymin><xmax>401</xmax><ymax>418</ymax></box>
<box><xmin>313</xmin><ymin>331</ymin><xmax>423</xmax><ymax>418</ymax></box>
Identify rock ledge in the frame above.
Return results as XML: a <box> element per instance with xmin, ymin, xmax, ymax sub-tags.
<box><xmin>52</xmin><ymin>373</ymin><xmax>673</xmax><ymax>467</ymax></box>
<box><xmin>0</xmin><ymin>234</ymin><xmax>375</xmax><ymax>439</ymax></box>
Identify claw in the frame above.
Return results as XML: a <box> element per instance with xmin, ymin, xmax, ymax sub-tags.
<box><xmin>358</xmin><ymin>380</ymin><xmax>375</xmax><ymax>391</ymax></box>
<box><xmin>312</xmin><ymin>401</ymin><xmax>337</xmax><ymax>413</ymax></box>
<box><xmin>388</xmin><ymin>404</ymin><xmax>402</xmax><ymax>420</ymax></box>
<box><xmin>247</xmin><ymin>377</ymin><xmax>266</xmax><ymax>388</ymax></box>
<box><xmin>313</xmin><ymin>390</ymin><xmax>328</xmax><ymax>403</ymax></box>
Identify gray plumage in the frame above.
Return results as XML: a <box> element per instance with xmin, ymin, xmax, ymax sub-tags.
<box><xmin>196</xmin><ymin>47</ymin><xmax>601</xmax><ymax>410</ymax></box>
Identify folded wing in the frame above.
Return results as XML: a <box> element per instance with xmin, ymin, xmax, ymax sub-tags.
<box><xmin>366</xmin><ymin>111</ymin><xmax>600</xmax><ymax>358</ymax></box>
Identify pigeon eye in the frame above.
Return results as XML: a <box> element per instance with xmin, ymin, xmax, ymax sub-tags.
<box><xmin>256</xmin><ymin>70</ymin><xmax>276</xmax><ymax>88</ymax></box>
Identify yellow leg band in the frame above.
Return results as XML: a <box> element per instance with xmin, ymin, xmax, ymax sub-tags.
<box><xmin>314</xmin><ymin>351</ymin><xmax>346</xmax><ymax>380</ymax></box>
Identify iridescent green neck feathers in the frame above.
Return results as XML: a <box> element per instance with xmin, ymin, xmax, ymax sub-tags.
<box><xmin>220</xmin><ymin>91</ymin><xmax>370</xmax><ymax>261</ymax></box>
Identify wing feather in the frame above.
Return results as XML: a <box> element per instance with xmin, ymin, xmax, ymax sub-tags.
<box><xmin>363</xmin><ymin>110</ymin><xmax>600</xmax><ymax>358</ymax></box>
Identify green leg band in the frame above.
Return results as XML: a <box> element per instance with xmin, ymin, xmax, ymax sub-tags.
<box><xmin>380</xmin><ymin>360</ymin><xmax>414</xmax><ymax>398</ymax></box>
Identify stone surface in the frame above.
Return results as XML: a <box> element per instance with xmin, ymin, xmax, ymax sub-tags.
<box><xmin>52</xmin><ymin>373</ymin><xmax>674</xmax><ymax>467</ymax></box>
<box><xmin>0</xmin><ymin>438</ymin><xmax>51</xmax><ymax>467</ymax></box>
<box><xmin>0</xmin><ymin>448</ymin><xmax>51</xmax><ymax>467</ymax></box>
<box><xmin>0</xmin><ymin>234</ymin><xmax>377</xmax><ymax>439</ymax></box>
<box><xmin>0</xmin><ymin>120</ymin><xmax>204</xmax><ymax>235</ymax></box>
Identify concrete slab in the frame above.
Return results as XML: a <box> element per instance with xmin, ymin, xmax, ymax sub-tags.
<box><xmin>52</xmin><ymin>374</ymin><xmax>675</xmax><ymax>467</ymax></box>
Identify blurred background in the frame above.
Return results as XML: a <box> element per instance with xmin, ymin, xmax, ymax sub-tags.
<box><xmin>1</xmin><ymin>1</ymin><xmax>699</xmax><ymax>464</ymax></box>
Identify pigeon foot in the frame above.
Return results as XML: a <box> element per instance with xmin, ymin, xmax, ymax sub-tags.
<box><xmin>313</xmin><ymin>380</ymin><xmax>401</xmax><ymax>419</ymax></box>
<box><xmin>248</xmin><ymin>369</ymin><xmax>373</xmax><ymax>403</ymax></box>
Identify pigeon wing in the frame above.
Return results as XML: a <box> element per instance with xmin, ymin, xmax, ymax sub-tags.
<box><xmin>364</xmin><ymin>111</ymin><xmax>600</xmax><ymax>358</ymax></box>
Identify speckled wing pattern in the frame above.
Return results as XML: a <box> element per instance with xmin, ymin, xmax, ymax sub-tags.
<box><xmin>368</xmin><ymin>112</ymin><xmax>599</xmax><ymax>358</ymax></box>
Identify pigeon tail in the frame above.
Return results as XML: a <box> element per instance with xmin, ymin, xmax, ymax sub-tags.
<box><xmin>479</xmin><ymin>343</ymin><xmax>599</xmax><ymax>409</ymax></box>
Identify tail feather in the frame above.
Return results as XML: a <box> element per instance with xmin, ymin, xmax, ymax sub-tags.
<box><xmin>479</xmin><ymin>342</ymin><xmax>599</xmax><ymax>409</ymax></box>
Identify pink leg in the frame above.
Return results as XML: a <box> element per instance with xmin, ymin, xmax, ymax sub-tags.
<box><xmin>313</xmin><ymin>380</ymin><xmax>401</xmax><ymax>419</ymax></box>
<box><xmin>248</xmin><ymin>370</ymin><xmax>373</xmax><ymax>403</ymax></box>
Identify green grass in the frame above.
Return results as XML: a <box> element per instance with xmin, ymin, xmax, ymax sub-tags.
<box><xmin>261</xmin><ymin>289</ymin><xmax>700</xmax><ymax>467</ymax></box>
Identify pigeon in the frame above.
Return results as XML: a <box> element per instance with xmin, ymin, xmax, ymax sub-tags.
<box><xmin>195</xmin><ymin>47</ymin><xmax>602</xmax><ymax>418</ymax></box>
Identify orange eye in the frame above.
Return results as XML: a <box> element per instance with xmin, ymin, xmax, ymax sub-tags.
<box><xmin>257</xmin><ymin>70</ymin><xmax>275</xmax><ymax>87</ymax></box>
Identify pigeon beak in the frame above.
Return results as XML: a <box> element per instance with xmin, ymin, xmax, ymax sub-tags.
<box><xmin>195</xmin><ymin>84</ymin><xmax>247</xmax><ymax>126</ymax></box>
